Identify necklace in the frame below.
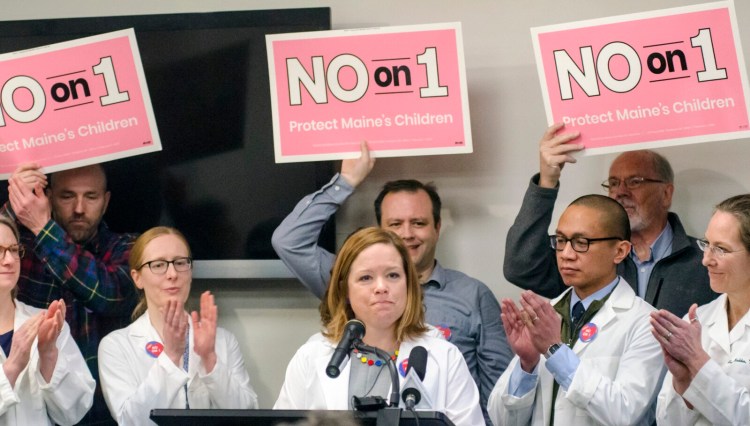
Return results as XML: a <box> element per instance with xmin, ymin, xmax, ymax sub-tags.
<box><xmin>353</xmin><ymin>346</ymin><xmax>399</xmax><ymax>366</ymax></box>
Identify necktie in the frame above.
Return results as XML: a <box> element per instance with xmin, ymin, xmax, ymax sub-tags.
<box><xmin>571</xmin><ymin>301</ymin><xmax>585</xmax><ymax>326</ymax></box>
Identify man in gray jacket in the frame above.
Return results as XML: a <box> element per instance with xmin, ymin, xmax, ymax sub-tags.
<box><xmin>504</xmin><ymin>123</ymin><xmax>717</xmax><ymax>316</ymax></box>
<box><xmin>273</xmin><ymin>142</ymin><xmax>511</xmax><ymax>424</ymax></box>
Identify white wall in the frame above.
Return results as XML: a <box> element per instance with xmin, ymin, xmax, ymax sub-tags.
<box><xmin>7</xmin><ymin>0</ymin><xmax>750</xmax><ymax>408</ymax></box>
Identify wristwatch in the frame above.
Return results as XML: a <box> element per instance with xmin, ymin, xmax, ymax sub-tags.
<box><xmin>544</xmin><ymin>342</ymin><xmax>563</xmax><ymax>359</ymax></box>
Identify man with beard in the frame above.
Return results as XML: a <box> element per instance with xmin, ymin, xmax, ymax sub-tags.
<box><xmin>503</xmin><ymin>123</ymin><xmax>716</xmax><ymax>316</ymax></box>
<box><xmin>3</xmin><ymin>163</ymin><xmax>137</xmax><ymax>425</ymax></box>
<box><xmin>273</xmin><ymin>142</ymin><xmax>512</xmax><ymax>424</ymax></box>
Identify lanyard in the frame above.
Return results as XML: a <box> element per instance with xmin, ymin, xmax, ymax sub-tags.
<box><xmin>183</xmin><ymin>328</ymin><xmax>190</xmax><ymax>409</ymax></box>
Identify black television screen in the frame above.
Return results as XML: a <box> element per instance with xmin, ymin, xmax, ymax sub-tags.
<box><xmin>0</xmin><ymin>9</ymin><xmax>335</xmax><ymax>278</ymax></box>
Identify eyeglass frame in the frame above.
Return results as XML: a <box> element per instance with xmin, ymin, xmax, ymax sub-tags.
<box><xmin>549</xmin><ymin>235</ymin><xmax>624</xmax><ymax>253</ymax></box>
<box><xmin>0</xmin><ymin>244</ymin><xmax>25</xmax><ymax>259</ymax></box>
<box><xmin>601</xmin><ymin>176</ymin><xmax>665</xmax><ymax>191</ymax></box>
<box><xmin>136</xmin><ymin>257</ymin><xmax>193</xmax><ymax>275</ymax></box>
<box><xmin>696</xmin><ymin>239</ymin><xmax>746</xmax><ymax>258</ymax></box>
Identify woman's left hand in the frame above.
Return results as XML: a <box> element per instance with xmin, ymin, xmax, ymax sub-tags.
<box><xmin>37</xmin><ymin>299</ymin><xmax>65</xmax><ymax>382</ymax></box>
<box><xmin>651</xmin><ymin>304</ymin><xmax>710</xmax><ymax>386</ymax></box>
<box><xmin>162</xmin><ymin>299</ymin><xmax>189</xmax><ymax>367</ymax></box>
<box><xmin>192</xmin><ymin>291</ymin><xmax>218</xmax><ymax>373</ymax></box>
<box><xmin>37</xmin><ymin>299</ymin><xmax>64</xmax><ymax>354</ymax></box>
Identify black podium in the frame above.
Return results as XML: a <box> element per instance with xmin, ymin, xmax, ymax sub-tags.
<box><xmin>150</xmin><ymin>408</ymin><xmax>456</xmax><ymax>426</ymax></box>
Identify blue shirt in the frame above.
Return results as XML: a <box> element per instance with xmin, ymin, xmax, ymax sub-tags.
<box><xmin>0</xmin><ymin>329</ymin><xmax>12</xmax><ymax>357</ymax></box>
<box><xmin>631</xmin><ymin>222</ymin><xmax>673</xmax><ymax>298</ymax></box>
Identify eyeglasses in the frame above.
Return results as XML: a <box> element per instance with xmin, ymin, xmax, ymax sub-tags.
<box><xmin>0</xmin><ymin>244</ymin><xmax>24</xmax><ymax>259</ymax></box>
<box><xmin>601</xmin><ymin>177</ymin><xmax>665</xmax><ymax>191</ymax></box>
<box><xmin>137</xmin><ymin>257</ymin><xmax>193</xmax><ymax>275</ymax></box>
<box><xmin>550</xmin><ymin>235</ymin><xmax>623</xmax><ymax>253</ymax></box>
<box><xmin>696</xmin><ymin>239</ymin><xmax>745</xmax><ymax>258</ymax></box>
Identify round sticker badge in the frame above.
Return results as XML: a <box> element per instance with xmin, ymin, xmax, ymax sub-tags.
<box><xmin>145</xmin><ymin>341</ymin><xmax>164</xmax><ymax>358</ymax></box>
<box><xmin>399</xmin><ymin>358</ymin><xmax>409</xmax><ymax>377</ymax></box>
<box><xmin>435</xmin><ymin>324</ymin><xmax>452</xmax><ymax>341</ymax></box>
<box><xmin>579</xmin><ymin>323</ymin><xmax>599</xmax><ymax>343</ymax></box>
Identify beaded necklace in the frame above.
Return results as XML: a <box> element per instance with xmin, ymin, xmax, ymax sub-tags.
<box><xmin>352</xmin><ymin>346</ymin><xmax>399</xmax><ymax>367</ymax></box>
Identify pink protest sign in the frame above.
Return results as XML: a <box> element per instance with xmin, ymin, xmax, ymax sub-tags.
<box><xmin>532</xmin><ymin>1</ymin><xmax>750</xmax><ymax>155</ymax></box>
<box><xmin>0</xmin><ymin>29</ymin><xmax>160</xmax><ymax>179</ymax></box>
<box><xmin>266</xmin><ymin>23</ymin><xmax>471</xmax><ymax>163</ymax></box>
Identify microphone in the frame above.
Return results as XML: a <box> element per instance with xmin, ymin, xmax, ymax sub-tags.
<box><xmin>402</xmin><ymin>346</ymin><xmax>428</xmax><ymax>410</ymax></box>
<box><xmin>326</xmin><ymin>319</ymin><xmax>365</xmax><ymax>378</ymax></box>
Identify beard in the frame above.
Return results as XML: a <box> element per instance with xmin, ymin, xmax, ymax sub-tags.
<box><xmin>61</xmin><ymin>217</ymin><xmax>98</xmax><ymax>244</ymax></box>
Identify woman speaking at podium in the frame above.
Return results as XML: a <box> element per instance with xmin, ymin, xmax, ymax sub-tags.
<box><xmin>98</xmin><ymin>227</ymin><xmax>258</xmax><ymax>425</ymax></box>
<box><xmin>274</xmin><ymin>227</ymin><xmax>484</xmax><ymax>425</ymax></box>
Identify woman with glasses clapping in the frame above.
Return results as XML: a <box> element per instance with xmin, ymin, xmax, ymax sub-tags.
<box><xmin>98</xmin><ymin>226</ymin><xmax>257</xmax><ymax>425</ymax></box>
<box><xmin>0</xmin><ymin>215</ymin><xmax>95</xmax><ymax>425</ymax></box>
<box><xmin>653</xmin><ymin>194</ymin><xmax>750</xmax><ymax>425</ymax></box>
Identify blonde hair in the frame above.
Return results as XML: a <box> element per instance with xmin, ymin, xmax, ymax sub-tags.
<box><xmin>129</xmin><ymin>226</ymin><xmax>191</xmax><ymax>320</ymax></box>
<box><xmin>715</xmin><ymin>194</ymin><xmax>750</xmax><ymax>252</ymax></box>
<box><xmin>321</xmin><ymin>227</ymin><xmax>426</xmax><ymax>343</ymax></box>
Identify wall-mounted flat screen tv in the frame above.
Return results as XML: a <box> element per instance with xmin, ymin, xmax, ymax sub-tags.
<box><xmin>0</xmin><ymin>8</ymin><xmax>335</xmax><ymax>278</ymax></box>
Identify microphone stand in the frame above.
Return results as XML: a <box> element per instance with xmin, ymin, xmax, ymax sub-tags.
<box><xmin>353</xmin><ymin>341</ymin><xmax>403</xmax><ymax>426</ymax></box>
<box><xmin>353</xmin><ymin>341</ymin><xmax>400</xmax><ymax>407</ymax></box>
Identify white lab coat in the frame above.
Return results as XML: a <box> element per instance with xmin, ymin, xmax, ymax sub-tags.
<box><xmin>99</xmin><ymin>312</ymin><xmax>258</xmax><ymax>426</ymax></box>
<box><xmin>274</xmin><ymin>331</ymin><xmax>485</xmax><ymax>426</ymax></box>
<box><xmin>488</xmin><ymin>278</ymin><xmax>665</xmax><ymax>426</ymax></box>
<box><xmin>656</xmin><ymin>294</ymin><xmax>750</xmax><ymax>425</ymax></box>
<box><xmin>0</xmin><ymin>300</ymin><xmax>95</xmax><ymax>426</ymax></box>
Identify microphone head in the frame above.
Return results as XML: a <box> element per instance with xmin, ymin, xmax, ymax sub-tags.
<box><xmin>326</xmin><ymin>364</ymin><xmax>341</xmax><ymax>378</ymax></box>
<box><xmin>344</xmin><ymin>319</ymin><xmax>366</xmax><ymax>339</ymax></box>
<box><xmin>406</xmin><ymin>346</ymin><xmax>427</xmax><ymax>381</ymax></box>
<box><xmin>401</xmin><ymin>387</ymin><xmax>421</xmax><ymax>408</ymax></box>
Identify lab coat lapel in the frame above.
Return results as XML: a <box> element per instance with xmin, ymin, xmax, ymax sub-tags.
<box><xmin>705</xmin><ymin>295</ymin><xmax>731</xmax><ymax>357</ymax></box>
<box><xmin>572</xmin><ymin>279</ymin><xmax>631</xmax><ymax>356</ymax></box>
<box><xmin>540</xmin><ymin>361</ymin><xmax>555</xmax><ymax>426</ymax></box>
<box><xmin>128</xmin><ymin>314</ymin><xmax>162</xmax><ymax>360</ymax></box>
<box><xmin>315</xmin><ymin>345</ymin><xmax>351</xmax><ymax>409</ymax></box>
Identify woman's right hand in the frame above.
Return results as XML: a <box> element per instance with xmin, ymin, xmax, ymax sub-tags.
<box><xmin>161</xmin><ymin>299</ymin><xmax>188</xmax><ymax>367</ymax></box>
<box><xmin>3</xmin><ymin>312</ymin><xmax>43</xmax><ymax>387</ymax></box>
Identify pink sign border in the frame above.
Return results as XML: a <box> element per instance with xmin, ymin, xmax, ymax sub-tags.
<box><xmin>266</xmin><ymin>22</ymin><xmax>472</xmax><ymax>163</ymax></box>
<box><xmin>0</xmin><ymin>29</ymin><xmax>161</xmax><ymax>179</ymax></box>
<box><xmin>531</xmin><ymin>0</ymin><xmax>750</xmax><ymax>156</ymax></box>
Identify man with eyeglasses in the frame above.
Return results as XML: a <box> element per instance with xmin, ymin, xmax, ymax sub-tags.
<box><xmin>504</xmin><ymin>123</ymin><xmax>716</xmax><ymax>317</ymax></box>
<box><xmin>489</xmin><ymin>194</ymin><xmax>665</xmax><ymax>426</ymax></box>
<box><xmin>2</xmin><ymin>162</ymin><xmax>138</xmax><ymax>425</ymax></box>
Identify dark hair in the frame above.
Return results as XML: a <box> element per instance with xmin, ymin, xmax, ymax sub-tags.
<box><xmin>373</xmin><ymin>180</ymin><xmax>441</xmax><ymax>227</ymax></box>
<box><xmin>570</xmin><ymin>194</ymin><xmax>631</xmax><ymax>241</ymax></box>
<box><xmin>715</xmin><ymin>194</ymin><xmax>750</xmax><ymax>252</ymax></box>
